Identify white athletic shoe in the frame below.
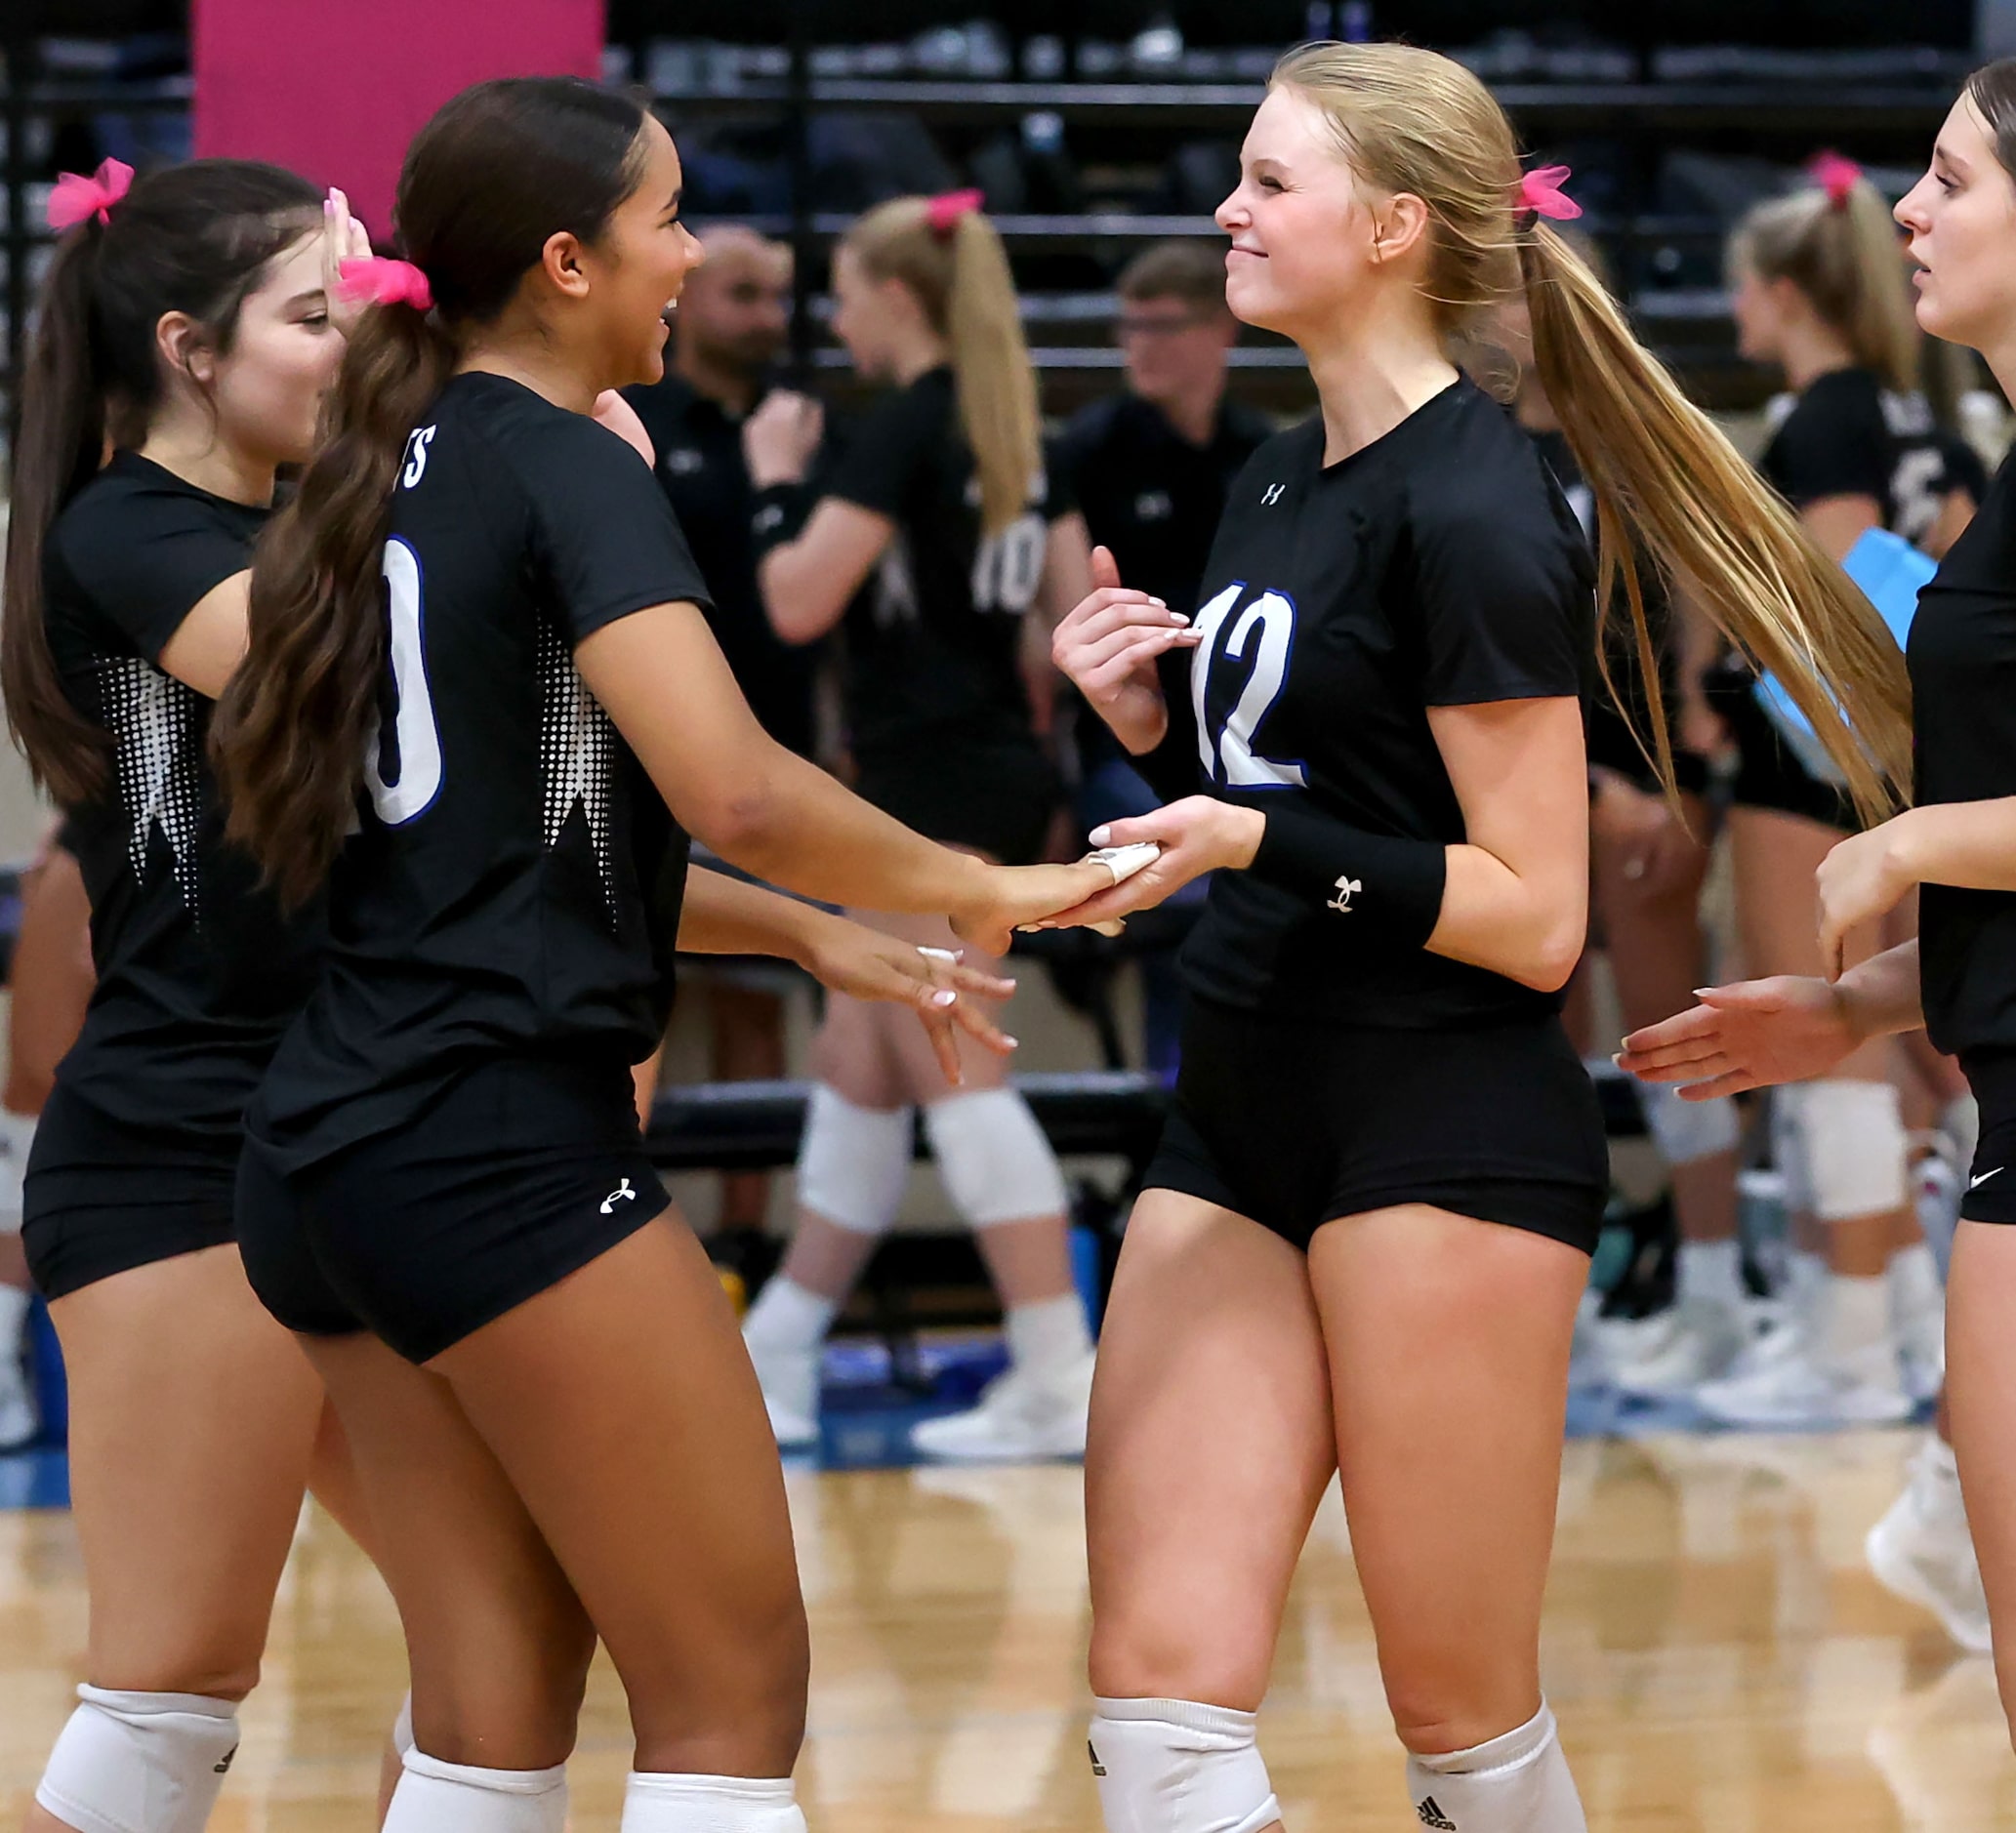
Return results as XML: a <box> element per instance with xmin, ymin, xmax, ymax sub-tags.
<box><xmin>1609</xmin><ymin>1297</ymin><xmax>1747</xmax><ymax>1398</ymax></box>
<box><xmin>746</xmin><ymin>1339</ymin><xmax>820</xmax><ymax>1449</ymax></box>
<box><xmin>1867</xmin><ymin>1443</ymin><xmax>1993</xmax><ymax>1653</ymax></box>
<box><xmin>1695</xmin><ymin>1334</ymin><xmax>1914</xmax><ymax>1429</ymax></box>
<box><xmin>910</xmin><ymin>1351</ymin><xmax>1095</xmax><ymax>1463</ymax></box>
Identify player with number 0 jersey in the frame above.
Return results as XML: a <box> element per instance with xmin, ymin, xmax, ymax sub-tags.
<box><xmin>1049</xmin><ymin>42</ymin><xmax>1911</xmax><ymax>1833</ymax></box>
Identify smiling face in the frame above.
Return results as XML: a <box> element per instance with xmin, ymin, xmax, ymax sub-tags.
<box><xmin>1214</xmin><ymin>82</ymin><xmax>1439</xmax><ymax>349</ymax></box>
<box><xmin>1895</xmin><ymin>95</ymin><xmax>2016</xmax><ymax>355</ymax></box>
<box><xmin>574</xmin><ymin>112</ymin><xmax>707</xmax><ymax>388</ymax></box>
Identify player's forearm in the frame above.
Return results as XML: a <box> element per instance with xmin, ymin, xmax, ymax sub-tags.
<box><xmin>677</xmin><ymin>867</ymin><xmax>824</xmax><ymax>964</ymax></box>
<box><xmin>1834</xmin><ymin>939</ymin><xmax>1925</xmax><ymax>1040</ymax></box>
<box><xmin>698</xmin><ymin>743</ymin><xmax>992</xmax><ymax>918</ymax></box>
<box><xmin>1427</xmin><ymin>844</ymin><xmax>1585</xmax><ymax>994</ymax></box>
<box><xmin>1886</xmin><ymin>799</ymin><xmax>2016</xmax><ymax>894</ymax></box>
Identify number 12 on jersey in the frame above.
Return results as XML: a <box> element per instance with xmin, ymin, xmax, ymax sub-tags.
<box><xmin>1189</xmin><ymin>583</ymin><xmax>1306</xmax><ymax>789</ymax></box>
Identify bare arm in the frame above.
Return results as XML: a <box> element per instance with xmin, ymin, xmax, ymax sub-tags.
<box><xmin>576</xmin><ymin>603</ymin><xmax>1107</xmax><ymax>949</ymax></box>
<box><xmin>156</xmin><ymin>571</ymin><xmax>250</xmax><ymax>700</ymax></box>
<box><xmin>759</xmin><ymin>499</ymin><xmax>894</xmax><ymax>645</ymax></box>
<box><xmin>1816</xmin><ymin>799</ymin><xmax>2016</xmax><ymax>978</ymax></box>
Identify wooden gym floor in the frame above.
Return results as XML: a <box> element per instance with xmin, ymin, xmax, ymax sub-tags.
<box><xmin>4</xmin><ymin>1429</ymin><xmax>2012</xmax><ymax>1829</ymax></box>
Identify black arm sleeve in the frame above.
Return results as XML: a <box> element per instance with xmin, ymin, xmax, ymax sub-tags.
<box><xmin>1248</xmin><ymin>802</ymin><xmax>1448</xmax><ymax>947</ymax></box>
<box><xmin>520</xmin><ymin>417</ymin><xmax>714</xmax><ymax>645</ymax></box>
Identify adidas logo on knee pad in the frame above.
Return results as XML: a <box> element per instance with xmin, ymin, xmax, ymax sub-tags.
<box><xmin>1417</xmin><ymin>1797</ymin><xmax>1458</xmax><ymax>1831</ymax></box>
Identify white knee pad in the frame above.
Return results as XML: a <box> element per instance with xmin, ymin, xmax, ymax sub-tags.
<box><xmin>0</xmin><ymin>1110</ymin><xmax>34</xmax><ymax>1236</ymax></box>
<box><xmin>1405</xmin><ymin>1703</ymin><xmax>1585</xmax><ymax>1833</ymax></box>
<box><xmin>621</xmin><ymin>1772</ymin><xmax>806</xmax><ymax>1829</ymax></box>
<box><xmin>1779</xmin><ymin>1079</ymin><xmax>1909</xmax><ymax>1220</ymax></box>
<box><xmin>1637</xmin><ymin>1081</ymin><xmax>1739</xmax><ymax>1168</ymax></box>
<box><xmin>35</xmin><ymin>1686</ymin><xmax>241</xmax><ymax>1833</ymax></box>
<box><xmin>796</xmin><ymin>1085</ymin><xmax>912</xmax><ymax>1236</ymax></box>
<box><xmin>924</xmin><ymin>1088</ymin><xmax>1068</xmax><ymax>1227</ymax></box>
<box><xmin>1088</xmin><ymin>1697</ymin><xmax>1281</xmax><ymax>1833</ymax></box>
<box><xmin>383</xmin><ymin>1747</ymin><xmax>568</xmax><ymax>1832</ymax></box>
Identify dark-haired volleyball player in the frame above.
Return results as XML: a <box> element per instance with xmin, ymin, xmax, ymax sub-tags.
<box><xmin>1624</xmin><ymin>61</ymin><xmax>2016</xmax><ymax>1722</ymax></box>
<box><xmin>0</xmin><ymin>159</ymin><xmax>410</xmax><ymax>1832</ymax></box>
<box><xmin>211</xmin><ymin>77</ymin><xmax>1105</xmax><ymax>1829</ymax></box>
<box><xmin>1049</xmin><ymin>42</ymin><xmax>1912</xmax><ymax>1833</ymax></box>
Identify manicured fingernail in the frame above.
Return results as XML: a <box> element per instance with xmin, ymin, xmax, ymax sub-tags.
<box><xmin>1168</xmin><ymin>613</ymin><xmax>1188</xmax><ymax>624</ymax></box>
<box><xmin>933</xmin><ymin>990</ymin><xmax>957</xmax><ymax>1006</ymax></box>
<box><xmin>1003</xmin><ymin>1036</ymin><xmax>1019</xmax><ymax>1048</ymax></box>
<box><xmin>1693</xmin><ymin>988</ymin><xmax>1712</xmax><ymax>997</ymax></box>
<box><xmin>1089</xmin><ymin>826</ymin><xmax>1112</xmax><ymax>846</ymax></box>
<box><xmin>1150</xmin><ymin>596</ymin><xmax>1167</xmax><ymax>606</ymax></box>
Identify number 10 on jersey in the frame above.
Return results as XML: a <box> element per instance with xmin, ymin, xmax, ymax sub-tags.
<box><xmin>1189</xmin><ymin>583</ymin><xmax>1306</xmax><ymax>790</ymax></box>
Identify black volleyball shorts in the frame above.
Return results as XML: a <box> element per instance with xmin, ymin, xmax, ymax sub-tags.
<box><xmin>1144</xmin><ymin>998</ymin><xmax>1611</xmax><ymax>1256</ymax></box>
<box><xmin>236</xmin><ymin>1055</ymin><xmax>669</xmax><ymax>1365</ymax></box>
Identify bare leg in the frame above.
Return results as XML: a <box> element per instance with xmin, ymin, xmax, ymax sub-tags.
<box><xmin>24</xmin><ymin>1247</ymin><xmax>326</xmax><ymax>1833</ymax></box>
<box><xmin>1943</xmin><ymin>1224</ymin><xmax>2016</xmax><ymax>1729</ymax></box>
<box><xmin>1309</xmin><ymin>1206</ymin><xmax>1585</xmax><ymax>1751</ymax></box>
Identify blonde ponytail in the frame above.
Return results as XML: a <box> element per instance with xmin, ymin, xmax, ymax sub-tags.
<box><xmin>1521</xmin><ymin>224</ymin><xmax>1911</xmax><ymax>825</ymax></box>
<box><xmin>1272</xmin><ymin>40</ymin><xmax>1912</xmax><ymax>826</ymax></box>
<box><xmin>843</xmin><ymin>197</ymin><xmax>1043</xmax><ymax>536</ymax></box>
<box><xmin>1732</xmin><ymin>171</ymin><xmax>1920</xmax><ymax>395</ymax></box>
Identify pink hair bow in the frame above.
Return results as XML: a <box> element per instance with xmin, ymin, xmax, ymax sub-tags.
<box><xmin>337</xmin><ymin>257</ymin><xmax>433</xmax><ymax>312</ymax></box>
<box><xmin>1516</xmin><ymin>164</ymin><xmax>1582</xmax><ymax>224</ymax></box>
<box><xmin>1809</xmin><ymin>150</ymin><xmax>1864</xmax><ymax>209</ymax></box>
<box><xmin>926</xmin><ymin>187</ymin><xmax>985</xmax><ymax>237</ymax></box>
<box><xmin>47</xmin><ymin>157</ymin><xmax>135</xmax><ymax>232</ymax></box>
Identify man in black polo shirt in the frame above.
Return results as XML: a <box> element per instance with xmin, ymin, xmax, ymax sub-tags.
<box><xmin>1052</xmin><ymin>240</ymin><xmax>1273</xmax><ymax>1070</ymax></box>
<box><xmin>625</xmin><ymin>226</ymin><xmax>813</xmax><ymax>1286</ymax></box>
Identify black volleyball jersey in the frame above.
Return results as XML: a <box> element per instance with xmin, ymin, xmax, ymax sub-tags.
<box><xmin>825</xmin><ymin>365</ymin><xmax>1061</xmax><ymax>761</ymax></box>
<box><xmin>1144</xmin><ymin>378</ymin><xmax>1594</xmax><ymax>1028</ymax></box>
<box><xmin>621</xmin><ymin>373</ymin><xmax>818</xmax><ymax>756</ymax></box>
<box><xmin>40</xmin><ymin>451</ymin><xmax>321</xmax><ymax>1144</ymax></box>
<box><xmin>253</xmin><ymin>372</ymin><xmax>711</xmax><ymax>1170</ymax></box>
<box><xmin>1909</xmin><ymin>453</ymin><xmax>2016</xmax><ymax>1060</ymax></box>
<box><xmin>1759</xmin><ymin>368</ymin><xmax>1985</xmax><ymax>548</ymax></box>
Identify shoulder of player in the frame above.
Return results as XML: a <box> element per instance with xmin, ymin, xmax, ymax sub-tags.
<box><xmin>49</xmin><ymin>457</ymin><xmax>241</xmax><ymax>577</ymax></box>
<box><xmin>450</xmin><ymin>377</ymin><xmax>660</xmax><ymax>503</ymax></box>
<box><xmin>1398</xmin><ymin>400</ymin><xmax>1579</xmax><ymax>559</ymax></box>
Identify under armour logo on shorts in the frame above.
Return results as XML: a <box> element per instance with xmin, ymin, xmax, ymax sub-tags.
<box><xmin>1328</xmin><ymin>876</ymin><xmax>1362</xmax><ymax>914</ymax></box>
<box><xmin>600</xmin><ymin>1178</ymin><xmax>638</xmax><ymax>1214</ymax></box>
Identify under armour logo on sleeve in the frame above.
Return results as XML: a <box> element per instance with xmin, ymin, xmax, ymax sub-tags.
<box><xmin>1328</xmin><ymin>876</ymin><xmax>1362</xmax><ymax>914</ymax></box>
<box><xmin>1260</xmin><ymin>482</ymin><xmax>1287</xmax><ymax>506</ymax></box>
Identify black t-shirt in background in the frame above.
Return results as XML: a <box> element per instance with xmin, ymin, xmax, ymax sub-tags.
<box><xmin>1909</xmin><ymin>453</ymin><xmax>2016</xmax><ymax>1062</ymax></box>
<box><xmin>1055</xmin><ymin>389</ymin><xmax>1274</xmax><ymax>775</ymax></box>
<box><xmin>1759</xmin><ymin>367</ymin><xmax>1985</xmax><ymax>546</ymax></box>
<box><xmin>41</xmin><ymin>451</ymin><xmax>320</xmax><ymax>1146</ymax></box>
<box><xmin>824</xmin><ymin>365</ymin><xmax>1061</xmax><ymax>765</ymax></box>
<box><xmin>1144</xmin><ymin>378</ymin><xmax>1594</xmax><ymax>1029</ymax></box>
<box><xmin>255</xmin><ymin>373</ymin><xmax>713</xmax><ymax>1169</ymax></box>
<box><xmin>621</xmin><ymin>373</ymin><xmax>818</xmax><ymax>757</ymax></box>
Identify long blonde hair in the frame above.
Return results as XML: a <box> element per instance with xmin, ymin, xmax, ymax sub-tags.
<box><xmin>1732</xmin><ymin>170</ymin><xmax>1920</xmax><ymax>395</ymax></box>
<box><xmin>1273</xmin><ymin>40</ymin><xmax>1911</xmax><ymax>824</ymax></box>
<box><xmin>843</xmin><ymin>197</ymin><xmax>1041</xmax><ymax>537</ymax></box>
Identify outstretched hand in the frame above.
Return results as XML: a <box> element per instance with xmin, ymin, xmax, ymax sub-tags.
<box><xmin>951</xmin><ymin>858</ymin><xmax>1123</xmax><ymax>957</ymax></box>
<box><xmin>798</xmin><ymin>916</ymin><xmax>1017</xmax><ymax>1086</ymax></box>
<box><xmin>1616</xmin><ymin>975</ymin><xmax>1861</xmax><ymax>1099</ymax></box>
<box><xmin>320</xmin><ymin>188</ymin><xmax>375</xmax><ymax>339</ymax></box>
<box><xmin>1027</xmin><ymin>798</ymin><xmax>1262</xmax><ymax>934</ymax></box>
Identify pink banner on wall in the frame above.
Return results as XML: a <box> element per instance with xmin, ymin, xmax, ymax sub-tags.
<box><xmin>192</xmin><ymin>0</ymin><xmax>606</xmax><ymax>235</ymax></box>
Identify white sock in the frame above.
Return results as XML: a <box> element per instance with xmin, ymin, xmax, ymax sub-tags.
<box><xmin>383</xmin><ymin>1749</ymin><xmax>567</xmax><ymax>1831</ymax></box>
<box><xmin>1787</xmin><ymin>1248</ymin><xmax>1828</xmax><ymax>1314</ymax></box>
<box><xmin>1821</xmin><ymin>1272</ymin><xmax>1891</xmax><ymax>1363</ymax></box>
<box><xmin>1676</xmin><ymin>1240</ymin><xmax>1742</xmax><ymax>1309</ymax></box>
<box><xmin>1006</xmin><ymin>1292</ymin><xmax>1092</xmax><ymax>1381</ymax></box>
<box><xmin>743</xmin><ymin>1278</ymin><xmax>841</xmax><ymax>1355</ymax></box>
<box><xmin>1888</xmin><ymin>1242</ymin><xmax>1943</xmax><ymax>1319</ymax></box>
<box><xmin>1405</xmin><ymin>1702</ymin><xmax>1585</xmax><ymax>1833</ymax></box>
<box><xmin>621</xmin><ymin>1772</ymin><xmax>805</xmax><ymax>1830</ymax></box>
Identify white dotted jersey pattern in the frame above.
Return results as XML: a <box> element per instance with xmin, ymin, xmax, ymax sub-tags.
<box><xmin>536</xmin><ymin>619</ymin><xmax>616</xmax><ymax>916</ymax></box>
<box><xmin>96</xmin><ymin>653</ymin><xmax>204</xmax><ymax>922</ymax></box>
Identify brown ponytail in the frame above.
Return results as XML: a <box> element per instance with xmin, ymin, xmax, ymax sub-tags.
<box><xmin>212</xmin><ymin>76</ymin><xmax>650</xmax><ymax>905</ymax></box>
<box><xmin>843</xmin><ymin>198</ymin><xmax>1043</xmax><ymax>537</ymax></box>
<box><xmin>1731</xmin><ymin>172</ymin><xmax>1921</xmax><ymax>395</ymax></box>
<box><xmin>1272</xmin><ymin>40</ymin><xmax>1912</xmax><ymax>827</ymax></box>
<box><xmin>1</xmin><ymin>160</ymin><xmax>319</xmax><ymax>804</ymax></box>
